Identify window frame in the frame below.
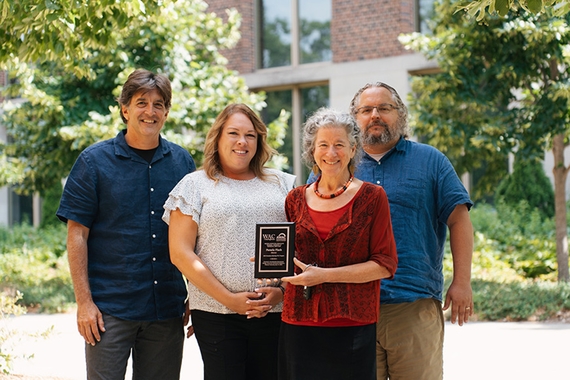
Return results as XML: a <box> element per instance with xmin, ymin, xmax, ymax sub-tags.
<box><xmin>256</xmin><ymin>0</ymin><xmax>331</xmax><ymax>70</ymax></box>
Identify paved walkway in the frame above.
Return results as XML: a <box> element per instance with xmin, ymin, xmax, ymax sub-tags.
<box><xmin>1</xmin><ymin>311</ymin><xmax>568</xmax><ymax>379</ymax></box>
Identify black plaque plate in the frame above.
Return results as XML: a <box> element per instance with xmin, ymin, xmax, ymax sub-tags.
<box><xmin>254</xmin><ymin>222</ymin><xmax>295</xmax><ymax>278</ymax></box>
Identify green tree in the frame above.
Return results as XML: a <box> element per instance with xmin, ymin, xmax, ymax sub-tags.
<box><xmin>400</xmin><ymin>0</ymin><xmax>570</xmax><ymax>281</ymax></box>
<box><xmin>495</xmin><ymin>158</ymin><xmax>555</xmax><ymax>219</ymax></box>
<box><xmin>459</xmin><ymin>0</ymin><xmax>570</xmax><ymax>20</ymax></box>
<box><xmin>0</xmin><ymin>0</ymin><xmax>163</xmax><ymax>78</ymax></box>
<box><xmin>1</xmin><ymin>1</ymin><xmax>288</xmax><ymax>199</ymax></box>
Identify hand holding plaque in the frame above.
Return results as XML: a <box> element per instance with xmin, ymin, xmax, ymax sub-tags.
<box><xmin>254</xmin><ymin>223</ymin><xmax>295</xmax><ymax>278</ymax></box>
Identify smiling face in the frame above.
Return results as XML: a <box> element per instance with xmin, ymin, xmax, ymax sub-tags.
<box><xmin>313</xmin><ymin>125</ymin><xmax>356</xmax><ymax>179</ymax></box>
<box><xmin>121</xmin><ymin>89</ymin><xmax>169</xmax><ymax>149</ymax></box>
<box><xmin>217</xmin><ymin>112</ymin><xmax>258</xmax><ymax>180</ymax></box>
<box><xmin>355</xmin><ymin>86</ymin><xmax>402</xmax><ymax>151</ymax></box>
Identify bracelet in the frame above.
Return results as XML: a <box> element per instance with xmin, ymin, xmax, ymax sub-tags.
<box><xmin>278</xmin><ymin>285</ymin><xmax>286</xmax><ymax>295</ymax></box>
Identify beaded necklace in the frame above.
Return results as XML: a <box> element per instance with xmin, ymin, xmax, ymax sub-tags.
<box><xmin>313</xmin><ymin>174</ymin><xmax>354</xmax><ymax>199</ymax></box>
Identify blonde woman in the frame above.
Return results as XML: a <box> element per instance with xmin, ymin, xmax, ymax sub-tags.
<box><xmin>163</xmin><ymin>104</ymin><xmax>295</xmax><ymax>380</ymax></box>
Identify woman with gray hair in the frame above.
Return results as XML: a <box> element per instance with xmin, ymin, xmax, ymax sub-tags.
<box><xmin>278</xmin><ymin>108</ymin><xmax>398</xmax><ymax>380</ymax></box>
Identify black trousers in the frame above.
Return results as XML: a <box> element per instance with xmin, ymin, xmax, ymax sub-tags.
<box><xmin>278</xmin><ymin>322</ymin><xmax>377</xmax><ymax>380</ymax></box>
<box><xmin>191</xmin><ymin>310</ymin><xmax>281</xmax><ymax>380</ymax></box>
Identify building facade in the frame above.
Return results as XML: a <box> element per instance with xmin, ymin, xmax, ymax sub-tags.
<box><xmin>206</xmin><ymin>0</ymin><xmax>569</xmax><ymax>196</ymax></box>
<box><xmin>205</xmin><ymin>0</ymin><xmax>438</xmax><ymax>182</ymax></box>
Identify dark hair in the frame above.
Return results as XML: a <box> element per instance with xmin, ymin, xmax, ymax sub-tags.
<box><xmin>302</xmin><ymin>107</ymin><xmax>362</xmax><ymax>174</ymax></box>
<box><xmin>117</xmin><ymin>69</ymin><xmax>172</xmax><ymax>123</ymax></box>
<box><xmin>203</xmin><ymin>104</ymin><xmax>276</xmax><ymax>181</ymax></box>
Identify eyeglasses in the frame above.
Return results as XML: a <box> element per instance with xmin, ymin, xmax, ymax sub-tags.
<box><xmin>356</xmin><ymin>104</ymin><xmax>399</xmax><ymax>116</ymax></box>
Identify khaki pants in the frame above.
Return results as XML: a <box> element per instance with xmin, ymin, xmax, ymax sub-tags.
<box><xmin>376</xmin><ymin>298</ymin><xmax>444</xmax><ymax>380</ymax></box>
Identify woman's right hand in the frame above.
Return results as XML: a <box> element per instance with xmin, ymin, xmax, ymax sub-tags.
<box><xmin>226</xmin><ymin>291</ymin><xmax>265</xmax><ymax>315</ymax></box>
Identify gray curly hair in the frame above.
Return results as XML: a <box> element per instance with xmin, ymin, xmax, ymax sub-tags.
<box><xmin>302</xmin><ymin>107</ymin><xmax>363</xmax><ymax>174</ymax></box>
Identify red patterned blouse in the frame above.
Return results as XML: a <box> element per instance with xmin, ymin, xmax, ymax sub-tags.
<box><xmin>282</xmin><ymin>182</ymin><xmax>398</xmax><ymax>325</ymax></box>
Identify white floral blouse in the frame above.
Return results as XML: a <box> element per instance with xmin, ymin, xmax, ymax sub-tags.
<box><xmin>163</xmin><ymin>168</ymin><xmax>296</xmax><ymax>314</ymax></box>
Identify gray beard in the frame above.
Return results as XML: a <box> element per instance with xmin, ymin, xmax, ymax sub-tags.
<box><xmin>362</xmin><ymin>122</ymin><xmax>396</xmax><ymax>146</ymax></box>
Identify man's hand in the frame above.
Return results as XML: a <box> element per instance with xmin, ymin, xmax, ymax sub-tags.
<box><xmin>443</xmin><ymin>281</ymin><xmax>473</xmax><ymax>326</ymax></box>
<box><xmin>76</xmin><ymin>300</ymin><xmax>105</xmax><ymax>346</ymax></box>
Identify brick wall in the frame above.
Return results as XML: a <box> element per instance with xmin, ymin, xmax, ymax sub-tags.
<box><xmin>332</xmin><ymin>0</ymin><xmax>415</xmax><ymax>62</ymax></box>
<box><xmin>206</xmin><ymin>0</ymin><xmax>256</xmax><ymax>74</ymax></box>
<box><xmin>206</xmin><ymin>0</ymin><xmax>417</xmax><ymax>72</ymax></box>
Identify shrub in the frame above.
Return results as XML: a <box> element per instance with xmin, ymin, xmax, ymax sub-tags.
<box><xmin>471</xmin><ymin>280</ymin><xmax>570</xmax><ymax>321</ymax></box>
<box><xmin>0</xmin><ymin>223</ymin><xmax>66</xmax><ymax>257</ymax></box>
<box><xmin>0</xmin><ymin>291</ymin><xmax>53</xmax><ymax>374</ymax></box>
<box><xmin>469</xmin><ymin>202</ymin><xmax>557</xmax><ymax>278</ymax></box>
<box><xmin>443</xmin><ymin>201</ymin><xmax>569</xmax><ymax>321</ymax></box>
<box><xmin>40</xmin><ymin>182</ymin><xmax>63</xmax><ymax>228</ymax></box>
<box><xmin>0</xmin><ymin>224</ymin><xmax>73</xmax><ymax>313</ymax></box>
<box><xmin>0</xmin><ymin>291</ymin><xmax>28</xmax><ymax>374</ymax></box>
<box><xmin>495</xmin><ymin>158</ymin><xmax>554</xmax><ymax>219</ymax></box>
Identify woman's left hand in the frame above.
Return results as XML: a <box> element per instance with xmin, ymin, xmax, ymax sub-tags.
<box><xmin>281</xmin><ymin>257</ymin><xmax>322</xmax><ymax>287</ymax></box>
<box><xmin>245</xmin><ymin>285</ymin><xmax>283</xmax><ymax>319</ymax></box>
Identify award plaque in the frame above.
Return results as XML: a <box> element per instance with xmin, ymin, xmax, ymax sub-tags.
<box><xmin>254</xmin><ymin>222</ymin><xmax>295</xmax><ymax>278</ymax></box>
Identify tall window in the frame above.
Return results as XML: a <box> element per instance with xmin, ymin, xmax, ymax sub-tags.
<box><xmin>298</xmin><ymin>1</ymin><xmax>332</xmax><ymax>64</ymax></box>
<box><xmin>260</xmin><ymin>85</ymin><xmax>329</xmax><ymax>183</ymax></box>
<box><xmin>9</xmin><ymin>189</ymin><xmax>33</xmax><ymax>225</ymax></box>
<box><xmin>417</xmin><ymin>0</ymin><xmax>436</xmax><ymax>34</ymax></box>
<box><xmin>258</xmin><ymin>0</ymin><xmax>332</xmax><ymax>69</ymax></box>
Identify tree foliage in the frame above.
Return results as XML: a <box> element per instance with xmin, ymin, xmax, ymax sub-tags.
<box><xmin>0</xmin><ymin>0</ymin><xmax>162</xmax><ymax>78</ymax></box>
<box><xmin>459</xmin><ymin>0</ymin><xmax>570</xmax><ymax>20</ymax></box>
<box><xmin>402</xmin><ymin>0</ymin><xmax>570</xmax><ymax>183</ymax></box>
<box><xmin>0</xmin><ymin>0</ymin><xmax>289</xmax><ymax>195</ymax></box>
<box><xmin>401</xmin><ymin>0</ymin><xmax>570</xmax><ymax>280</ymax></box>
<box><xmin>495</xmin><ymin>159</ymin><xmax>555</xmax><ymax>219</ymax></box>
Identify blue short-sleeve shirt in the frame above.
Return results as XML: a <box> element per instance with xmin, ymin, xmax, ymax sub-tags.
<box><xmin>308</xmin><ymin>137</ymin><xmax>472</xmax><ymax>304</ymax></box>
<box><xmin>57</xmin><ymin>130</ymin><xmax>196</xmax><ymax>321</ymax></box>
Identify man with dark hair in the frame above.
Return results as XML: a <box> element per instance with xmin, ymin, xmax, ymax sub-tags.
<box><xmin>57</xmin><ymin>69</ymin><xmax>196</xmax><ymax>379</ymax></box>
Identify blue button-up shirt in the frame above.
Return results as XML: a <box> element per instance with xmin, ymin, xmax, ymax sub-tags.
<box><xmin>57</xmin><ymin>130</ymin><xmax>196</xmax><ymax>321</ymax></box>
<box><xmin>309</xmin><ymin>137</ymin><xmax>472</xmax><ymax>304</ymax></box>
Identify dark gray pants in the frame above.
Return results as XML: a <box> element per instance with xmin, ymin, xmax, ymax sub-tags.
<box><xmin>85</xmin><ymin>313</ymin><xmax>184</xmax><ymax>380</ymax></box>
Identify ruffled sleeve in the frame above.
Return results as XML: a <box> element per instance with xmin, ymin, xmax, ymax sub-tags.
<box><xmin>162</xmin><ymin>171</ymin><xmax>204</xmax><ymax>225</ymax></box>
